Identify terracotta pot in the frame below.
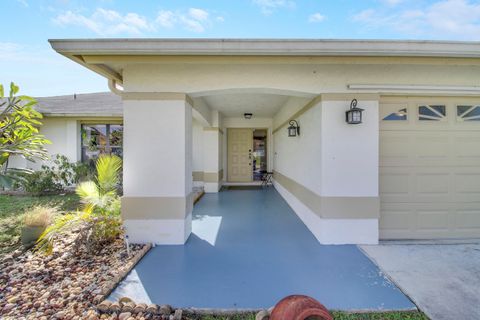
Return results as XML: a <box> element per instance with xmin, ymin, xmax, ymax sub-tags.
<box><xmin>270</xmin><ymin>295</ymin><xmax>332</xmax><ymax>320</ymax></box>
<box><xmin>21</xmin><ymin>226</ymin><xmax>45</xmax><ymax>249</ymax></box>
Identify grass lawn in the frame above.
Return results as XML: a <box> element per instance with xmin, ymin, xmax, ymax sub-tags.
<box><xmin>197</xmin><ymin>311</ymin><xmax>428</xmax><ymax>319</ymax></box>
<box><xmin>0</xmin><ymin>193</ymin><xmax>80</xmax><ymax>256</ymax></box>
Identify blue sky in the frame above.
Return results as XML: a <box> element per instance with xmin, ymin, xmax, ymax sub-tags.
<box><xmin>1</xmin><ymin>0</ymin><xmax>480</xmax><ymax>96</ymax></box>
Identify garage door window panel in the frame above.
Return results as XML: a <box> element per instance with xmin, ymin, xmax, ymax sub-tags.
<box><xmin>457</xmin><ymin>105</ymin><xmax>480</xmax><ymax>122</ymax></box>
<box><xmin>383</xmin><ymin>107</ymin><xmax>408</xmax><ymax>121</ymax></box>
<box><xmin>418</xmin><ymin>105</ymin><xmax>446</xmax><ymax>121</ymax></box>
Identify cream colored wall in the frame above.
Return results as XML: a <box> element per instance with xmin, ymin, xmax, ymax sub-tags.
<box><xmin>273</xmin><ymin>101</ymin><xmax>322</xmax><ymax>194</ymax></box>
<box><xmin>273</xmin><ymin>96</ymin><xmax>314</xmax><ymax>129</ymax></box>
<box><xmin>192</xmin><ymin>119</ymin><xmax>204</xmax><ymax>173</ymax></box>
<box><xmin>123</xmin><ymin>99</ymin><xmax>192</xmax><ymax>197</ymax></box>
<box><xmin>272</xmin><ymin>97</ymin><xmax>380</xmax><ymax>244</ymax></box>
<box><xmin>192</xmin><ymin>114</ymin><xmax>223</xmax><ymax>191</ymax></box>
<box><xmin>20</xmin><ymin>118</ymin><xmax>81</xmax><ymax>170</ymax></box>
<box><xmin>320</xmin><ymin>100</ymin><xmax>379</xmax><ymax>197</ymax></box>
<box><xmin>123</xmin><ymin>60</ymin><xmax>480</xmax><ymax>96</ymax></box>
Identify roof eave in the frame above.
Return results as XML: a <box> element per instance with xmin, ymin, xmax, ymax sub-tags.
<box><xmin>49</xmin><ymin>38</ymin><xmax>480</xmax><ymax>58</ymax></box>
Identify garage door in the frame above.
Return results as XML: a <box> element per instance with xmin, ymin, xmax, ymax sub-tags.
<box><xmin>380</xmin><ymin>97</ymin><xmax>480</xmax><ymax>239</ymax></box>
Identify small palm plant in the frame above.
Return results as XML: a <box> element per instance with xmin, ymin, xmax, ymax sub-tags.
<box><xmin>36</xmin><ymin>155</ymin><xmax>123</xmax><ymax>254</ymax></box>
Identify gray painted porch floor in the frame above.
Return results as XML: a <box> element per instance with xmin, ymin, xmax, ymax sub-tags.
<box><xmin>110</xmin><ymin>187</ymin><xmax>415</xmax><ymax>311</ymax></box>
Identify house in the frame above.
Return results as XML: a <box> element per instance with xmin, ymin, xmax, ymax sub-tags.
<box><xmin>46</xmin><ymin>39</ymin><xmax>480</xmax><ymax>245</ymax></box>
<box><xmin>8</xmin><ymin>92</ymin><xmax>123</xmax><ymax>170</ymax></box>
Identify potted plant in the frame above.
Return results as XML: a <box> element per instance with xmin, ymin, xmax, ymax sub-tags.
<box><xmin>21</xmin><ymin>206</ymin><xmax>58</xmax><ymax>249</ymax></box>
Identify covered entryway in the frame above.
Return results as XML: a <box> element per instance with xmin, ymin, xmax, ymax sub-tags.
<box><xmin>379</xmin><ymin>97</ymin><xmax>480</xmax><ymax>239</ymax></box>
<box><xmin>110</xmin><ymin>187</ymin><xmax>414</xmax><ymax>310</ymax></box>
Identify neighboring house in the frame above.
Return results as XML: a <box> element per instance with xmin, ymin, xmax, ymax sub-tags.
<box><xmin>48</xmin><ymin>39</ymin><xmax>480</xmax><ymax>245</ymax></box>
<box><xmin>8</xmin><ymin>92</ymin><xmax>123</xmax><ymax>170</ymax></box>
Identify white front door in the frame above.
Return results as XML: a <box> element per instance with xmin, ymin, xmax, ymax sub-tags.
<box><xmin>227</xmin><ymin>128</ymin><xmax>253</xmax><ymax>182</ymax></box>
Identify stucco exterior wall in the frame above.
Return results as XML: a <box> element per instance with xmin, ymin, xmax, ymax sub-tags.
<box><xmin>192</xmin><ymin>119</ymin><xmax>204</xmax><ymax>187</ymax></box>
<box><xmin>272</xmin><ymin>96</ymin><xmax>379</xmax><ymax>244</ymax></box>
<box><xmin>40</xmin><ymin>118</ymin><xmax>81</xmax><ymax>167</ymax></box>
<box><xmin>273</xmin><ymin>101</ymin><xmax>322</xmax><ymax>194</ymax></box>
<box><xmin>8</xmin><ymin>117</ymin><xmax>81</xmax><ymax>171</ymax></box>
<box><xmin>122</xmin><ymin>59</ymin><xmax>480</xmax><ymax>96</ymax></box>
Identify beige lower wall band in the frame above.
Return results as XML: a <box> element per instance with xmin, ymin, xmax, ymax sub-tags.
<box><xmin>193</xmin><ymin>171</ymin><xmax>204</xmax><ymax>181</ymax></box>
<box><xmin>122</xmin><ymin>193</ymin><xmax>193</xmax><ymax>220</ymax></box>
<box><xmin>273</xmin><ymin>171</ymin><xmax>379</xmax><ymax>219</ymax></box>
<box><xmin>193</xmin><ymin>170</ymin><xmax>223</xmax><ymax>182</ymax></box>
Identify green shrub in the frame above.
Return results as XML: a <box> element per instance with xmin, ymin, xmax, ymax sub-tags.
<box><xmin>14</xmin><ymin>154</ymin><xmax>95</xmax><ymax>195</ymax></box>
<box><xmin>16</xmin><ymin>168</ymin><xmax>63</xmax><ymax>195</ymax></box>
<box><xmin>36</xmin><ymin>155</ymin><xmax>123</xmax><ymax>254</ymax></box>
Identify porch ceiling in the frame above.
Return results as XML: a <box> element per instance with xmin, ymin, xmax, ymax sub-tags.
<box><xmin>201</xmin><ymin>93</ymin><xmax>290</xmax><ymax>118</ymax></box>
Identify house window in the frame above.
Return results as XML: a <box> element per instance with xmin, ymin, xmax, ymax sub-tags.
<box><xmin>457</xmin><ymin>105</ymin><xmax>480</xmax><ymax>121</ymax></box>
<box><xmin>383</xmin><ymin>107</ymin><xmax>407</xmax><ymax>121</ymax></box>
<box><xmin>418</xmin><ymin>105</ymin><xmax>446</xmax><ymax>121</ymax></box>
<box><xmin>81</xmin><ymin>124</ymin><xmax>123</xmax><ymax>162</ymax></box>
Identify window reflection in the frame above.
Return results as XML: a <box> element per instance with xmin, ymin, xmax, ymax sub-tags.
<box><xmin>81</xmin><ymin>124</ymin><xmax>123</xmax><ymax>163</ymax></box>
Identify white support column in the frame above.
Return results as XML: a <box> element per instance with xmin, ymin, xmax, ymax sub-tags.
<box><xmin>201</xmin><ymin>110</ymin><xmax>223</xmax><ymax>193</ymax></box>
<box><xmin>202</xmin><ymin>128</ymin><xmax>222</xmax><ymax>192</ymax></box>
<box><xmin>320</xmin><ymin>97</ymin><xmax>380</xmax><ymax>244</ymax></box>
<box><xmin>121</xmin><ymin>93</ymin><xmax>193</xmax><ymax>244</ymax></box>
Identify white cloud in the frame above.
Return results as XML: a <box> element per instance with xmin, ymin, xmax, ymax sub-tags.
<box><xmin>188</xmin><ymin>8</ymin><xmax>209</xmax><ymax>21</ymax></box>
<box><xmin>53</xmin><ymin>6</ymin><xmax>219</xmax><ymax>35</ymax></box>
<box><xmin>380</xmin><ymin>0</ymin><xmax>404</xmax><ymax>6</ymax></box>
<box><xmin>155</xmin><ymin>8</ymin><xmax>215</xmax><ymax>33</ymax></box>
<box><xmin>156</xmin><ymin>10</ymin><xmax>176</xmax><ymax>28</ymax></box>
<box><xmin>15</xmin><ymin>0</ymin><xmax>28</xmax><ymax>7</ymax></box>
<box><xmin>353</xmin><ymin>0</ymin><xmax>480</xmax><ymax>40</ymax></box>
<box><xmin>308</xmin><ymin>12</ymin><xmax>326</xmax><ymax>23</ymax></box>
<box><xmin>252</xmin><ymin>0</ymin><xmax>295</xmax><ymax>15</ymax></box>
<box><xmin>53</xmin><ymin>8</ymin><xmax>152</xmax><ymax>35</ymax></box>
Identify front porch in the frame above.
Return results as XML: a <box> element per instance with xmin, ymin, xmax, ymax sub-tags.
<box><xmin>110</xmin><ymin>187</ymin><xmax>414</xmax><ymax>311</ymax></box>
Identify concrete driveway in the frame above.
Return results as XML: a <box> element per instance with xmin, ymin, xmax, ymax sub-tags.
<box><xmin>361</xmin><ymin>243</ymin><xmax>480</xmax><ymax>320</ymax></box>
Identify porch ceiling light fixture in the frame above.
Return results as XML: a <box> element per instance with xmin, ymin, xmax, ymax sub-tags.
<box><xmin>345</xmin><ymin>99</ymin><xmax>364</xmax><ymax>124</ymax></box>
<box><xmin>288</xmin><ymin>120</ymin><xmax>300</xmax><ymax>137</ymax></box>
<box><xmin>244</xmin><ymin>113</ymin><xmax>253</xmax><ymax>119</ymax></box>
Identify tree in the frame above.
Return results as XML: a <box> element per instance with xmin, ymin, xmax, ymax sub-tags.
<box><xmin>0</xmin><ymin>83</ymin><xmax>51</xmax><ymax>187</ymax></box>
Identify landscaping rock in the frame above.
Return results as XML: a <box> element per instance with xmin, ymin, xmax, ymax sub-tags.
<box><xmin>0</xmin><ymin>231</ymin><xmax>150</xmax><ymax>319</ymax></box>
<box><xmin>159</xmin><ymin>304</ymin><xmax>173</xmax><ymax>315</ymax></box>
<box><xmin>119</xmin><ymin>311</ymin><xmax>132</xmax><ymax>320</ymax></box>
<box><xmin>173</xmin><ymin>309</ymin><xmax>182</xmax><ymax>320</ymax></box>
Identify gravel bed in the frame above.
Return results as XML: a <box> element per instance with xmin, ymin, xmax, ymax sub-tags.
<box><xmin>0</xmin><ymin>233</ymin><xmax>150</xmax><ymax>320</ymax></box>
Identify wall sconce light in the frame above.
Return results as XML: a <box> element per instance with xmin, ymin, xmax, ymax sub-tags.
<box><xmin>345</xmin><ymin>99</ymin><xmax>364</xmax><ymax>124</ymax></box>
<box><xmin>244</xmin><ymin>113</ymin><xmax>253</xmax><ymax>119</ymax></box>
<box><xmin>288</xmin><ymin>120</ymin><xmax>300</xmax><ymax>137</ymax></box>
